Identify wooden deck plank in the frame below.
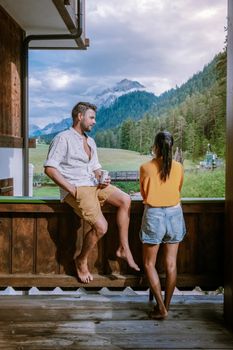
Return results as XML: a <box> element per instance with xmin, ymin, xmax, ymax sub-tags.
<box><xmin>0</xmin><ymin>294</ymin><xmax>232</xmax><ymax>349</ymax></box>
<box><xmin>0</xmin><ymin>332</ymin><xmax>232</xmax><ymax>349</ymax></box>
<box><xmin>0</xmin><ymin>319</ymin><xmax>229</xmax><ymax>334</ymax></box>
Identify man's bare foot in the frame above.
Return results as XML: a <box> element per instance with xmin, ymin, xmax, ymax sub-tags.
<box><xmin>116</xmin><ymin>246</ymin><xmax>140</xmax><ymax>271</ymax></box>
<box><xmin>149</xmin><ymin>305</ymin><xmax>168</xmax><ymax>320</ymax></box>
<box><xmin>74</xmin><ymin>257</ymin><xmax>93</xmax><ymax>284</ymax></box>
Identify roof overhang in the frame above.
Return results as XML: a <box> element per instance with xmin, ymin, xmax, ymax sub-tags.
<box><xmin>0</xmin><ymin>0</ymin><xmax>89</xmax><ymax>49</ymax></box>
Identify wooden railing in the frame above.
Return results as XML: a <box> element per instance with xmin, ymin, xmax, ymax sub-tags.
<box><xmin>0</xmin><ymin>196</ymin><xmax>224</xmax><ymax>289</ymax></box>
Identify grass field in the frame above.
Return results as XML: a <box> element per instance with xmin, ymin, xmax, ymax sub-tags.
<box><xmin>29</xmin><ymin>144</ymin><xmax>152</xmax><ymax>174</ymax></box>
<box><xmin>30</xmin><ymin>143</ymin><xmax>225</xmax><ymax>198</ymax></box>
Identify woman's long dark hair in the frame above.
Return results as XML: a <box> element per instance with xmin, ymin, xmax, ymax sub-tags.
<box><xmin>154</xmin><ymin>131</ymin><xmax>173</xmax><ymax>182</ymax></box>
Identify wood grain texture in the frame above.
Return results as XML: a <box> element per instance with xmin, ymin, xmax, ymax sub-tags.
<box><xmin>0</xmin><ymin>6</ymin><xmax>23</xmax><ymax>145</ymax></box>
<box><xmin>36</xmin><ymin>217</ymin><xmax>58</xmax><ymax>274</ymax></box>
<box><xmin>12</xmin><ymin>216</ymin><xmax>34</xmax><ymax>273</ymax></box>
<box><xmin>0</xmin><ymin>199</ymin><xmax>224</xmax><ymax>289</ymax></box>
<box><xmin>0</xmin><ymin>294</ymin><xmax>232</xmax><ymax>349</ymax></box>
<box><xmin>0</xmin><ymin>216</ymin><xmax>11</xmax><ymax>273</ymax></box>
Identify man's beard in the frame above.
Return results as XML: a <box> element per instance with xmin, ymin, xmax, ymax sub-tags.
<box><xmin>85</xmin><ymin>126</ymin><xmax>92</xmax><ymax>132</ymax></box>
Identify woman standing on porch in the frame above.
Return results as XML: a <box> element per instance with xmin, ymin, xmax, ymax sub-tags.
<box><xmin>139</xmin><ymin>131</ymin><xmax>186</xmax><ymax>319</ymax></box>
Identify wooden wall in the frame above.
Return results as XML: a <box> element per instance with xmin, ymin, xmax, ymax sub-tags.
<box><xmin>0</xmin><ymin>6</ymin><xmax>24</xmax><ymax>148</ymax></box>
<box><xmin>225</xmin><ymin>0</ymin><xmax>233</xmax><ymax>331</ymax></box>
<box><xmin>0</xmin><ymin>199</ymin><xmax>224</xmax><ymax>289</ymax></box>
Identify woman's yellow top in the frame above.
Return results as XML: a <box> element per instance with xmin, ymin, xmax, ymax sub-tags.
<box><xmin>140</xmin><ymin>159</ymin><xmax>183</xmax><ymax>207</ymax></box>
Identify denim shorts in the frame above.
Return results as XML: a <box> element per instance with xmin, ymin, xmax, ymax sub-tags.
<box><xmin>140</xmin><ymin>204</ymin><xmax>186</xmax><ymax>244</ymax></box>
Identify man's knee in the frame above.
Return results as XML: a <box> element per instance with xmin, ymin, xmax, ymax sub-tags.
<box><xmin>94</xmin><ymin>219</ymin><xmax>108</xmax><ymax>238</ymax></box>
<box><xmin>119</xmin><ymin>192</ymin><xmax>131</xmax><ymax>209</ymax></box>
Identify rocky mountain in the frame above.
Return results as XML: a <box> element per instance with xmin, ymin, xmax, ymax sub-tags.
<box><xmin>29</xmin><ymin>78</ymin><xmax>147</xmax><ymax>138</ymax></box>
<box><xmin>93</xmin><ymin>90</ymin><xmax>157</xmax><ymax>134</ymax></box>
<box><xmin>41</xmin><ymin>118</ymin><xmax>71</xmax><ymax>135</ymax></box>
<box><xmin>29</xmin><ymin>124</ymin><xmax>42</xmax><ymax>138</ymax></box>
<box><xmin>30</xmin><ymin>118</ymin><xmax>71</xmax><ymax>138</ymax></box>
<box><xmin>94</xmin><ymin>79</ymin><xmax>145</xmax><ymax>108</ymax></box>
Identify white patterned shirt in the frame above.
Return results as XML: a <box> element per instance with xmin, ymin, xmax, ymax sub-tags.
<box><xmin>44</xmin><ymin>127</ymin><xmax>101</xmax><ymax>200</ymax></box>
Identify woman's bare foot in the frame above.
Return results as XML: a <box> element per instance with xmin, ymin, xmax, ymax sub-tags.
<box><xmin>74</xmin><ymin>257</ymin><xmax>93</xmax><ymax>284</ymax></box>
<box><xmin>116</xmin><ymin>246</ymin><xmax>140</xmax><ymax>271</ymax></box>
<box><xmin>149</xmin><ymin>305</ymin><xmax>168</xmax><ymax>320</ymax></box>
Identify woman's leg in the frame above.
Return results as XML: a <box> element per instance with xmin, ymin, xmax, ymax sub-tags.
<box><xmin>163</xmin><ymin>243</ymin><xmax>179</xmax><ymax>310</ymax></box>
<box><xmin>143</xmin><ymin>243</ymin><xmax>168</xmax><ymax>319</ymax></box>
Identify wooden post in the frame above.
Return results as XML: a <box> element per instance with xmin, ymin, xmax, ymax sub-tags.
<box><xmin>225</xmin><ymin>0</ymin><xmax>233</xmax><ymax>330</ymax></box>
<box><xmin>0</xmin><ymin>178</ymin><xmax>13</xmax><ymax>196</ymax></box>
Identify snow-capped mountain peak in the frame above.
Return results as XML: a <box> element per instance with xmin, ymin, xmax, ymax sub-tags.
<box><xmin>29</xmin><ymin>118</ymin><xmax>71</xmax><ymax>138</ymax></box>
<box><xmin>29</xmin><ymin>79</ymin><xmax>147</xmax><ymax>137</ymax></box>
<box><xmin>94</xmin><ymin>79</ymin><xmax>145</xmax><ymax>108</ymax></box>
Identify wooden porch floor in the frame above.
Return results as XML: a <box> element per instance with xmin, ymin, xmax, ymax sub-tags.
<box><xmin>0</xmin><ymin>291</ymin><xmax>232</xmax><ymax>350</ymax></box>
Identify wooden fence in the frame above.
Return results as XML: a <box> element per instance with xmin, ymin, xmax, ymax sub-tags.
<box><xmin>0</xmin><ymin>197</ymin><xmax>224</xmax><ymax>289</ymax></box>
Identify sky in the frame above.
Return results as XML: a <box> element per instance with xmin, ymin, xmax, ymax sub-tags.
<box><xmin>29</xmin><ymin>0</ymin><xmax>227</xmax><ymax>128</ymax></box>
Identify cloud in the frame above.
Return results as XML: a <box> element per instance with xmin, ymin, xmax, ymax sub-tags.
<box><xmin>29</xmin><ymin>96</ymin><xmax>68</xmax><ymax>109</ymax></box>
<box><xmin>46</xmin><ymin>69</ymin><xmax>73</xmax><ymax>90</ymax></box>
<box><xmin>29</xmin><ymin>77</ymin><xmax>42</xmax><ymax>89</ymax></box>
<box><xmin>29</xmin><ymin>0</ymin><xmax>227</xmax><ymax>127</ymax></box>
<box><xmin>29</xmin><ymin>67</ymin><xmax>80</xmax><ymax>91</ymax></box>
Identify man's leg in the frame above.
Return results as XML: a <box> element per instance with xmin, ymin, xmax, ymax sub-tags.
<box><xmin>163</xmin><ymin>243</ymin><xmax>179</xmax><ymax>310</ymax></box>
<box><xmin>143</xmin><ymin>243</ymin><xmax>168</xmax><ymax>319</ymax></box>
<box><xmin>106</xmin><ymin>188</ymin><xmax>140</xmax><ymax>271</ymax></box>
<box><xmin>74</xmin><ymin>213</ymin><xmax>108</xmax><ymax>283</ymax></box>
<box><xmin>64</xmin><ymin>190</ymin><xmax>108</xmax><ymax>284</ymax></box>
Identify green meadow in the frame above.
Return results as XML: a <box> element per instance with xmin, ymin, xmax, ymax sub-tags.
<box><xmin>30</xmin><ymin>143</ymin><xmax>225</xmax><ymax>198</ymax></box>
<box><xmin>30</xmin><ymin>144</ymin><xmax>152</xmax><ymax>174</ymax></box>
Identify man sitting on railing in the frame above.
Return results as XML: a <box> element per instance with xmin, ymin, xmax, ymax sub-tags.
<box><xmin>44</xmin><ymin>102</ymin><xmax>140</xmax><ymax>283</ymax></box>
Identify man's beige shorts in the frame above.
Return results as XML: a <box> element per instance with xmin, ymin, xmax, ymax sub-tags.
<box><xmin>64</xmin><ymin>184</ymin><xmax>117</xmax><ymax>225</ymax></box>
